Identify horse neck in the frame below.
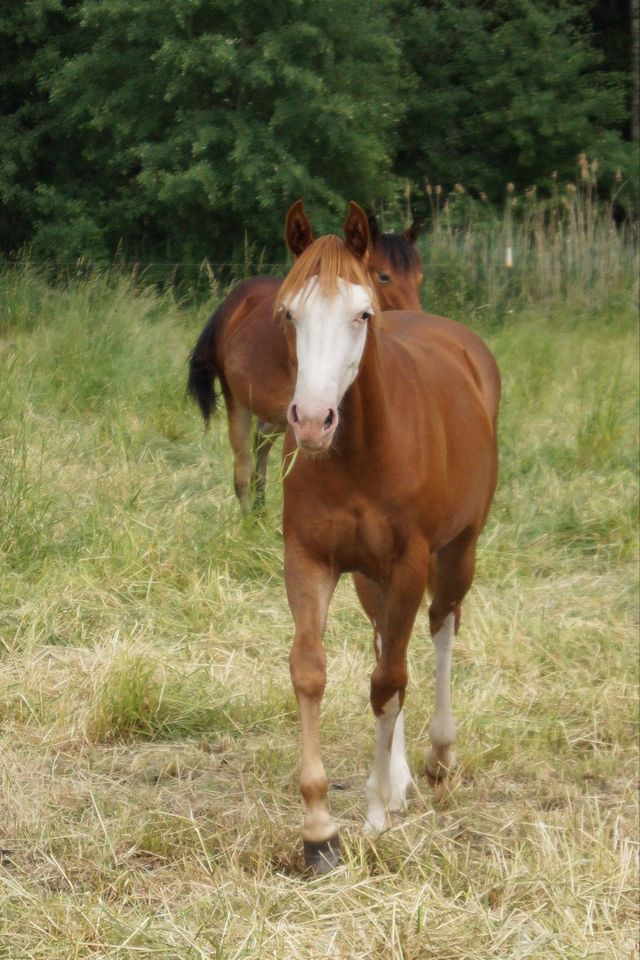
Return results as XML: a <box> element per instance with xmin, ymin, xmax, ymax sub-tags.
<box><xmin>340</xmin><ymin>324</ymin><xmax>389</xmax><ymax>451</ymax></box>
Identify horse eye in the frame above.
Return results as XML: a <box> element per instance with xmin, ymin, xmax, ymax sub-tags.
<box><xmin>285</xmin><ymin>309</ymin><xmax>293</xmax><ymax>322</ymax></box>
<box><xmin>357</xmin><ymin>310</ymin><xmax>372</xmax><ymax>324</ymax></box>
<box><xmin>377</xmin><ymin>272</ymin><xmax>391</xmax><ymax>284</ymax></box>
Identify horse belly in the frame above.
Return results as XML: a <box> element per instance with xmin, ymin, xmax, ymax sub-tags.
<box><xmin>224</xmin><ymin>329</ymin><xmax>292</xmax><ymax>425</ymax></box>
<box><xmin>226</xmin><ymin>359</ymin><xmax>291</xmax><ymax>426</ymax></box>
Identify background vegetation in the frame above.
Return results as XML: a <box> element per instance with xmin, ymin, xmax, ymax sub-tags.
<box><xmin>1</xmin><ymin>0</ymin><xmax>637</xmax><ymax>269</ymax></box>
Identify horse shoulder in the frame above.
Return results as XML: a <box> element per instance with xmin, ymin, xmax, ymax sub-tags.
<box><xmin>384</xmin><ymin>311</ymin><xmax>499</xmax><ymax>430</ymax></box>
<box><xmin>376</xmin><ymin>327</ymin><xmax>497</xmax><ymax>540</ymax></box>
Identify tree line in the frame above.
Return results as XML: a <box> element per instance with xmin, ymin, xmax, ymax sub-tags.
<box><xmin>0</xmin><ymin>0</ymin><xmax>636</xmax><ymax>270</ymax></box>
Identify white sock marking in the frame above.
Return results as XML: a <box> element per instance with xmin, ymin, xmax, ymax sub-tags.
<box><xmin>388</xmin><ymin>707</ymin><xmax>413</xmax><ymax>812</ymax></box>
<box><xmin>428</xmin><ymin>613</ymin><xmax>457</xmax><ymax>768</ymax></box>
<box><xmin>365</xmin><ymin>684</ymin><xmax>413</xmax><ymax>832</ymax></box>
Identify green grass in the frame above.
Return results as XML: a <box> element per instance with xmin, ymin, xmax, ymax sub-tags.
<box><xmin>0</xmin><ymin>265</ymin><xmax>637</xmax><ymax>958</ymax></box>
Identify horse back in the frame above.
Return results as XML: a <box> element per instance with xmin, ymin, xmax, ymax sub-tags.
<box><xmin>215</xmin><ymin>276</ymin><xmax>282</xmax><ymax>352</ymax></box>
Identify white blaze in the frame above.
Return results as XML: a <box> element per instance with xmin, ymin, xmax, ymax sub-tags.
<box><xmin>285</xmin><ymin>278</ymin><xmax>371</xmax><ymax>417</ymax></box>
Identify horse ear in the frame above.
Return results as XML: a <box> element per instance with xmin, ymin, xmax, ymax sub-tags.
<box><xmin>344</xmin><ymin>201</ymin><xmax>370</xmax><ymax>260</ymax></box>
<box><xmin>367</xmin><ymin>212</ymin><xmax>381</xmax><ymax>246</ymax></box>
<box><xmin>285</xmin><ymin>200</ymin><xmax>314</xmax><ymax>258</ymax></box>
<box><xmin>404</xmin><ymin>219</ymin><xmax>422</xmax><ymax>245</ymax></box>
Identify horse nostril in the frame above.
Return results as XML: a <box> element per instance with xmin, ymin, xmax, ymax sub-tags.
<box><xmin>323</xmin><ymin>409</ymin><xmax>335</xmax><ymax>431</ymax></box>
<box><xmin>291</xmin><ymin>404</ymin><xmax>299</xmax><ymax>424</ymax></box>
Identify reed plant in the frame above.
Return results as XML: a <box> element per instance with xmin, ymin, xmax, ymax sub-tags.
<box><xmin>404</xmin><ymin>160</ymin><xmax>639</xmax><ymax>320</ymax></box>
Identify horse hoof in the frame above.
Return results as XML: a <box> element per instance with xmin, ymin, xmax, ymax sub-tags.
<box><xmin>303</xmin><ymin>834</ymin><xmax>340</xmax><ymax>875</ymax></box>
<box><xmin>425</xmin><ymin>748</ymin><xmax>457</xmax><ymax>785</ymax></box>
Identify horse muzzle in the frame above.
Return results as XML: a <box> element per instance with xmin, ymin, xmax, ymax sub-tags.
<box><xmin>287</xmin><ymin>402</ymin><xmax>339</xmax><ymax>452</ymax></box>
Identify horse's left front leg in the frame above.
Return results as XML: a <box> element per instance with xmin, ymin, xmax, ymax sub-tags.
<box><xmin>364</xmin><ymin>552</ymin><xmax>429</xmax><ymax>833</ymax></box>
<box><xmin>285</xmin><ymin>541</ymin><xmax>339</xmax><ymax>873</ymax></box>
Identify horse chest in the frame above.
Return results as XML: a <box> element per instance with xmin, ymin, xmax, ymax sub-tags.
<box><xmin>293</xmin><ymin>496</ymin><xmax>400</xmax><ymax>580</ymax></box>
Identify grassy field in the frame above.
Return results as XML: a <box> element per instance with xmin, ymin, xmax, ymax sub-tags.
<box><xmin>0</xmin><ymin>263</ymin><xmax>638</xmax><ymax>959</ymax></box>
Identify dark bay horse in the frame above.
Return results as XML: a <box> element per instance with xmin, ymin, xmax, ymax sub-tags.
<box><xmin>187</xmin><ymin>202</ymin><xmax>423</xmax><ymax>510</ymax></box>
<box><xmin>277</xmin><ymin>203</ymin><xmax>500</xmax><ymax>873</ymax></box>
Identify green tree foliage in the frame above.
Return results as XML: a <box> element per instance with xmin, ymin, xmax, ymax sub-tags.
<box><xmin>0</xmin><ymin>0</ymin><xmax>634</xmax><ymax>266</ymax></box>
<box><xmin>47</xmin><ymin>0</ymin><xmax>404</xmax><ymax>264</ymax></box>
<box><xmin>395</xmin><ymin>0</ymin><xmax>630</xmax><ymax>198</ymax></box>
<box><xmin>0</xmin><ymin>1</ymin><xmax>89</xmax><ymax>256</ymax></box>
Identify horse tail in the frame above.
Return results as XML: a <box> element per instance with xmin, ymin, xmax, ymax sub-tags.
<box><xmin>187</xmin><ymin>305</ymin><xmax>223</xmax><ymax>427</ymax></box>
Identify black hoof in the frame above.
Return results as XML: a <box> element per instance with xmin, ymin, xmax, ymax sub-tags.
<box><xmin>303</xmin><ymin>834</ymin><xmax>340</xmax><ymax>875</ymax></box>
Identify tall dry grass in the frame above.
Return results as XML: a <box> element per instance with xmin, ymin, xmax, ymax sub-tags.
<box><xmin>408</xmin><ymin>162</ymin><xmax>638</xmax><ymax>320</ymax></box>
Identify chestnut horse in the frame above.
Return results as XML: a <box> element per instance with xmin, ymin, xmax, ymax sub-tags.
<box><xmin>278</xmin><ymin>202</ymin><xmax>500</xmax><ymax>873</ymax></box>
<box><xmin>187</xmin><ymin>203</ymin><xmax>423</xmax><ymax>510</ymax></box>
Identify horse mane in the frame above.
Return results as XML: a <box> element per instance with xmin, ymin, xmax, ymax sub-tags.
<box><xmin>375</xmin><ymin>232</ymin><xmax>422</xmax><ymax>272</ymax></box>
<box><xmin>275</xmin><ymin>234</ymin><xmax>380</xmax><ymax>320</ymax></box>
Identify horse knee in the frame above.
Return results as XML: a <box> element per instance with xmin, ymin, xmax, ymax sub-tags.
<box><xmin>290</xmin><ymin>645</ymin><xmax>326</xmax><ymax>701</ymax></box>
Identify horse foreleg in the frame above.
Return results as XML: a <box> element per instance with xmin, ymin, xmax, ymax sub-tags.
<box><xmin>285</xmin><ymin>545</ymin><xmax>339</xmax><ymax>873</ymax></box>
<box><xmin>360</xmin><ymin>557</ymin><xmax>428</xmax><ymax>833</ymax></box>
<box><xmin>353</xmin><ymin>573</ymin><xmax>412</xmax><ymax>822</ymax></box>
<box><xmin>426</xmin><ymin>535</ymin><xmax>477</xmax><ymax>782</ymax></box>
<box><xmin>227</xmin><ymin>402</ymin><xmax>254</xmax><ymax>512</ymax></box>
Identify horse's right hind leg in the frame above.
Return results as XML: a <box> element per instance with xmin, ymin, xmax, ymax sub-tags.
<box><xmin>253</xmin><ymin>421</ymin><xmax>279</xmax><ymax>510</ymax></box>
<box><xmin>426</xmin><ymin>533</ymin><xmax>477</xmax><ymax>782</ymax></box>
<box><xmin>227</xmin><ymin>401</ymin><xmax>254</xmax><ymax>512</ymax></box>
